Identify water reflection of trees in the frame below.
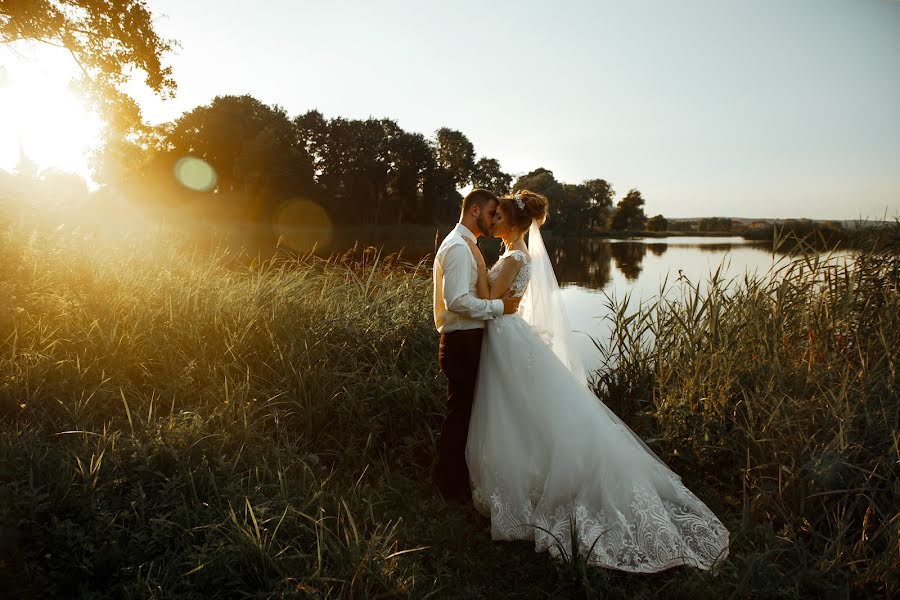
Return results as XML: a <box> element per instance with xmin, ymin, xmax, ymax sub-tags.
<box><xmin>646</xmin><ymin>243</ymin><xmax>668</xmax><ymax>256</ymax></box>
<box><xmin>610</xmin><ymin>242</ymin><xmax>647</xmax><ymax>281</ymax></box>
<box><xmin>473</xmin><ymin>237</ymin><xmax>618</xmax><ymax>289</ymax></box>
<box><xmin>697</xmin><ymin>243</ymin><xmax>740</xmax><ymax>253</ymax></box>
<box><xmin>544</xmin><ymin>239</ymin><xmax>614</xmax><ymax>288</ymax></box>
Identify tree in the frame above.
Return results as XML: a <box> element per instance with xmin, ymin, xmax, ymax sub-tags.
<box><xmin>609</xmin><ymin>189</ymin><xmax>647</xmax><ymax>231</ymax></box>
<box><xmin>165</xmin><ymin>95</ymin><xmax>315</xmax><ymax>219</ymax></box>
<box><xmin>512</xmin><ymin>170</ymin><xmax>616</xmax><ymax>235</ymax></box>
<box><xmin>91</xmin><ymin>121</ymin><xmax>173</xmax><ymax>186</ymax></box>
<box><xmin>434</xmin><ymin>128</ymin><xmax>475</xmax><ymax>189</ymax></box>
<box><xmin>387</xmin><ymin>130</ymin><xmax>434</xmax><ymax>223</ymax></box>
<box><xmin>236</xmin><ymin>126</ymin><xmax>315</xmax><ymax>202</ymax></box>
<box><xmin>582</xmin><ymin>179</ymin><xmax>614</xmax><ymax>231</ymax></box>
<box><xmin>1</xmin><ymin>0</ymin><xmax>176</xmax><ymax>131</ymax></box>
<box><xmin>559</xmin><ymin>183</ymin><xmax>590</xmax><ymax>232</ymax></box>
<box><xmin>423</xmin><ymin>167</ymin><xmax>461</xmax><ymax>224</ymax></box>
<box><xmin>335</xmin><ymin>117</ymin><xmax>391</xmax><ymax>223</ymax></box>
<box><xmin>300</xmin><ymin>115</ymin><xmax>396</xmax><ymax>224</ymax></box>
<box><xmin>293</xmin><ymin>112</ymin><xmax>457</xmax><ymax>224</ymax></box>
<box><xmin>646</xmin><ymin>214</ymin><xmax>668</xmax><ymax>232</ymax></box>
<box><xmin>293</xmin><ymin>110</ymin><xmax>331</xmax><ymax>183</ymax></box>
<box><xmin>472</xmin><ymin>157</ymin><xmax>512</xmax><ymax>194</ymax></box>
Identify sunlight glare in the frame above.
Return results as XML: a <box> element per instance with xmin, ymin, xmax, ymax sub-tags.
<box><xmin>0</xmin><ymin>46</ymin><xmax>103</xmax><ymax>185</ymax></box>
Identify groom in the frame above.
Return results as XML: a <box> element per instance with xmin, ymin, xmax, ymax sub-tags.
<box><xmin>433</xmin><ymin>189</ymin><xmax>520</xmax><ymax>502</ymax></box>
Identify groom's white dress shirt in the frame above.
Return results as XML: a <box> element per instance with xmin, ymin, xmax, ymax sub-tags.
<box><xmin>433</xmin><ymin>224</ymin><xmax>504</xmax><ymax>333</ymax></box>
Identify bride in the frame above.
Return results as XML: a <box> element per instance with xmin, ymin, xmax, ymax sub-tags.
<box><xmin>462</xmin><ymin>190</ymin><xmax>730</xmax><ymax>573</ymax></box>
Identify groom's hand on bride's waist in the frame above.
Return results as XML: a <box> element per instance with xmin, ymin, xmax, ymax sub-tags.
<box><xmin>502</xmin><ymin>293</ymin><xmax>520</xmax><ymax>315</ymax></box>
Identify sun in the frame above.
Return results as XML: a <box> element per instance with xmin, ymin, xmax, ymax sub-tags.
<box><xmin>0</xmin><ymin>44</ymin><xmax>104</xmax><ymax>185</ymax></box>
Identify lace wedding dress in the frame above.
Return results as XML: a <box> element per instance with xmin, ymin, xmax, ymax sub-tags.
<box><xmin>465</xmin><ymin>236</ymin><xmax>730</xmax><ymax>573</ymax></box>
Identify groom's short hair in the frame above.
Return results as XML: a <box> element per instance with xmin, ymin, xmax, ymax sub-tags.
<box><xmin>461</xmin><ymin>189</ymin><xmax>498</xmax><ymax>215</ymax></box>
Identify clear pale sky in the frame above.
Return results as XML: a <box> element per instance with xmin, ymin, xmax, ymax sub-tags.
<box><xmin>9</xmin><ymin>0</ymin><xmax>900</xmax><ymax>219</ymax></box>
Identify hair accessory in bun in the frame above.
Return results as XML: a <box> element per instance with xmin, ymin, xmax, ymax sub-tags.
<box><xmin>513</xmin><ymin>191</ymin><xmax>525</xmax><ymax>210</ymax></box>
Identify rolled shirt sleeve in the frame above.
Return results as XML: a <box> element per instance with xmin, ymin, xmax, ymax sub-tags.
<box><xmin>441</xmin><ymin>244</ymin><xmax>504</xmax><ymax>320</ymax></box>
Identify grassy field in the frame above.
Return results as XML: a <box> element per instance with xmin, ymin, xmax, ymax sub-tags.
<box><xmin>0</xmin><ymin>202</ymin><xmax>897</xmax><ymax>599</ymax></box>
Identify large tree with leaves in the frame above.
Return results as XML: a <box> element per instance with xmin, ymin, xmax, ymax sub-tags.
<box><xmin>294</xmin><ymin>114</ymin><xmax>404</xmax><ymax>224</ymax></box>
<box><xmin>646</xmin><ymin>214</ymin><xmax>668</xmax><ymax>232</ymax></box>
<box><xmin>162</xmin><ymin>95</ymin><xmax>315</xmax><ymax>219</ymax></box>
<box><xmin>422</xmin><ymin>128</ymin><xmax>472</xmax><ymax>221</ymax></box>
<box><xmin>582</xmin><ymin>178</ymin><xmax>614</xmax><ymax>231</ymax></box>
<box><xmin>472</xmin><ymin>157</ymin><xmax>512</xmax><ymax>194</ymax></box>
<box><xmin>1</xmin><ymin>0</ymin><xmax>176</xmax><ymax>131</ymax></box>
<box><xmin>609</xmin><ymin>188</ymin><xmax>648</xmax><ymax>231</ymax></box>
<box><xmin>386</xmin><ymin>130</ymin><xmax>435</xmax><ymax>224</ymax></box>
<box><xmin>433</xmin><ymin>128</ymin><xmax>475</xmax><ymax>188</ymax></box>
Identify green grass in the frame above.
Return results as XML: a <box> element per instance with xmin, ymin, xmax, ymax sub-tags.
<box><xmin>0</xmin><ymin>203</ymin><xmax>897</xmax><ymax>599</ymax></box>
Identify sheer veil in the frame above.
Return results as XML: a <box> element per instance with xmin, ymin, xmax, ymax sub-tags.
<box><xmin>519</xmin><ymin>220</ymin><xmax>588</xmax><ymax>383</ymax></box>
<box><xmin>519</xmin><ymin>220</ymin><xmax>670</xmax><ymax>468</ymax></box>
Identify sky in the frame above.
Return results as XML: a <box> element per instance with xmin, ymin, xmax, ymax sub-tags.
<box><xmin>4</xmin><ymin>0</ymin><xmax>900</xmax><ymax>219</ymax></box>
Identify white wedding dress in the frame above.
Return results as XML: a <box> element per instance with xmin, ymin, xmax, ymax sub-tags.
<box><xmin>465</xmin><ymin>225</ymin><xmax>730</xmax><ymax>573</ymax></box>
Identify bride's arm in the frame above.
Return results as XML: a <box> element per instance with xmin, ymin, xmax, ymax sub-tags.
<box><xmin>485</xmin><ymin>260</ymin><xmax>520</xmax><ymax>300</ymax></box>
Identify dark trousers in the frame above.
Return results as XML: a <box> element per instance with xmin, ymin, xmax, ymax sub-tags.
<box><xmin>435</xmin><ymin>328</ymin><xmax>484</xmax><ymax>499</ymax></box>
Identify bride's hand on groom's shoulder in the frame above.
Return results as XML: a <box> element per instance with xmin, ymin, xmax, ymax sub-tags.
<box><xmin>464</xmin><ymin>237</ymin><xmax>486</xmax><ymax>268</ymax></box>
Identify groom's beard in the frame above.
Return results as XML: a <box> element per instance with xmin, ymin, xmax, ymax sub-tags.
<box><xmin>476</xmin><ymin>215</ymin><xmax>494</xmax><ymax>237</ymax></box>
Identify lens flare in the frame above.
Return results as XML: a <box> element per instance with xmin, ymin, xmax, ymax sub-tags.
<box><xmin>174</xmin><ymin>157</ymin><xmax>217</xmax><ymax>192</ymax></box>
<box><xmin>274</xmin><ymin>199</ymin><xmax>333</xmax><ymax>252</ymax></box>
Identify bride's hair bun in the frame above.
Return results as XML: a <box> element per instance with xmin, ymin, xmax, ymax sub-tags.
<box><xmin>500</xmin><ymin>189</ymin><xmax>549</xmax><ymax>231</ymax></box>
<box><xmin>520</xmin><ymin>190</ymin><xmax>549</xmax><ymax>225</ymax></box>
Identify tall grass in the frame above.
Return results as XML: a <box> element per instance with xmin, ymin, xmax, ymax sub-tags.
<box><xmin>0</xmin><ymin>206</ymin><xmax>445</xmax><ymax>598</ymax></box>
<box><xmin>1</xmin><ymin>200</ymin><xmax>897</xmax><ymax>598</ymax></box>
<box><xmin>592</xmin><ymin>226</ymin><xmax>899</xmax><ymax>598</ymax></box>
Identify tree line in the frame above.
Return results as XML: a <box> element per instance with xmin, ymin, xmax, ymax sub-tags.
<box><xmin>92</xmin><ymin>94</ymin><xmax>659</xmax><ymax>234</ymax></box>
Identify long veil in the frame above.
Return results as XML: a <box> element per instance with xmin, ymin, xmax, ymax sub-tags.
<box><xmin>519</xmin><ymin>220</ymin><xmax>670</xmax><ymax>469</ymax></box>
<box><xmin>519</xmin><ymin>221</ymin><xmax>587</xmax><ymax>383</ymax></box>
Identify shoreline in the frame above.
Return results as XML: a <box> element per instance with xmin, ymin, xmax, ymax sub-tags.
<box><xmin>183</xmin><ymin>218</ymin><xmax>757</xmax><ymax>241</ymax></box>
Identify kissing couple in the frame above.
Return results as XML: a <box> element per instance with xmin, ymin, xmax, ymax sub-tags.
<box><xmin>432</xmin><ymin>188</ymin><xmax>729</xmax><ymax>572</ymax></box>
